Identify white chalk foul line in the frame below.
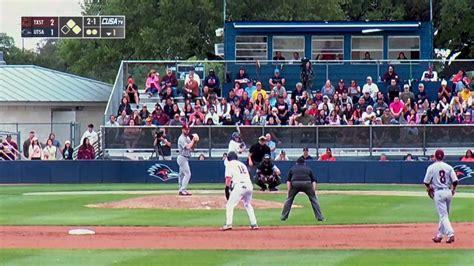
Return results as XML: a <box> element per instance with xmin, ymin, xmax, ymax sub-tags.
<box><xmin>23</xmin><ymin>190</ymin><xmax>474</xmax><ymax>198</ymax></box>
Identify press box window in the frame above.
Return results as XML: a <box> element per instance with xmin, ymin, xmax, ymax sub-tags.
<box><xmin>235</xmin><ymin>36</ymin><xmax>267</xmax><ymax>61</ymax></box>
<box><xmin>388</xmin><ymin>36</ymin><xmax>420</xmax><ymax>60</ymax></box>
<box><xmin>312</xmin><ymin>36</ymin><xmax>344</xmax><ymax>61</ymax></box>
<box><xmin>351</xmin><ymin>36</ymin><xmax>383</xmax><ymax>61</ymax></box>
<box><xmin>272</xmin><ymin>36</ymin><xmax>305</xmax><ymax>61</ymax></box>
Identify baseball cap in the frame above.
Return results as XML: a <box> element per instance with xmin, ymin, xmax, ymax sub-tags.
<box><xmin>264</xmin><ymin>154</ymin><xmax>271</xmax><ymax>159</ymax></box>
<box><xmin>274</xmin><ymin>68</ymin><xmax>280</xmax><ymax>73</ymax></box>
<box><xmin>256</xmin><ymin>81</ymin><xmax>262</xmax><ymax>86</ymax></box>
<box><xmin>366</xmin><ymin>76</ymin><xmax>372</xmax><ymax>81</ymax></box>
<box><xmin>418</xmin><ymin>83</ymin><xmax>424</xmax><ymax>88</ymax></box>
<box><xmin>65</xmin><ymin>140</ymin><xmax>71</xmax><ymax>145</ymax></box>
<box><xmin>182</xmin><ymin>124</ymin><xmax>190</xmax><ymax>130</ymax></box>
<box><xmin>303</xmin><ymin>147</ymin><xmax>309</xmax><ymax>151</ymax></box>
<box><xmin>323</xmin><ymin>95</ymin><xmax>329</xmax><ymax>100</ymax></box>
<box><xmin>435</xmin><ymin>149</ymin><xmax>444</xmax><ymax>160</ymax></box>
<box><xmin>258</xmin><ymin>136</ymin><xmax>266</xmax><ymax>141</ymax></box>
<box><xmin>339</xmin><ymin>79</ymin><xmax>344</xmax><ymax>83</ymax></box>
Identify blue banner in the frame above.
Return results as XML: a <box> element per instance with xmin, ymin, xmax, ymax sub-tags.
<box><xmin>0</xmin><ymin>160</ymin><xmax>473</xmax><ymax>185</ymax></box>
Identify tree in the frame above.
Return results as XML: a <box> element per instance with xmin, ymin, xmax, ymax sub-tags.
<box><xmin>59</xmin><ymin>0</ymin><xmax>222</xmax><ymax>83</ymax></box>
<box><xmin>436</xmin><ymin>0</ymin><xmax>473</xmax><ymax>57</ymax></box>
<box><xmin>228</xmin><ymin>0</ymin><xmax>345</xmax><ymax>21</ymax></box>
<box><xmin>342</xmin><ymin>0</ymin><xmax>406</xmax><ymax>21</ymax></box>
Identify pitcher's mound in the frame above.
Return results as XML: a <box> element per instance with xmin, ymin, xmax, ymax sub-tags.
<box><xmin>86</xmin><ymin>195</ymin><xmax>298</xmax><ymax>210</ymax></box>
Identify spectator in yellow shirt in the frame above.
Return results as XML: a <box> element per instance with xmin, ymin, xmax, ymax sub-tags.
<box><xmin>252</xmin><ymin>82</ymin><xmax>267</xmax><ymax>102</ymax></box>
<box><xmin>458</xmin><ymin>86</ymin><xmax>473</xmax><ymax>109</ymax></box>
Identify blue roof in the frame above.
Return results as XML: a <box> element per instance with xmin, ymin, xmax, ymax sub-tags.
<box><xmin>0</xmin><ymin>65</ymin><xmax>112</xmax><ymax>103</ymax></box>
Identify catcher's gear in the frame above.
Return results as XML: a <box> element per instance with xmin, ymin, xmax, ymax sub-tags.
<box><xmin>256</xmin><ymin>174</ymin><xmax>281</xmax><ymax>191</ymax></box>
<box><xmin>427</xmin><ymin>187</ymin><xmax>434</xmax><ymax>199</ymax></box>
<box><xmin>192</xmin><ymin>133</ymin><xmax>200</xmax><ymax>142</ymax></box>
<box><xmin>227</xmin><ymin>151</ymin><xmax>238</xmax><ymax>161</ymax></box>
<box><xmin>225</xmin><ymin>186</ymin><xmax>231</xmax><ymax>200</ymax></box>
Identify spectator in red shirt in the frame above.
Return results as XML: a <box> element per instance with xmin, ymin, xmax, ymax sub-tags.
<box><xmin>151</xmin><ymin>104</ymin><xmax>170</xmax><ymax>126</ymax></box>
<box><xmin>189</xmin><ymin>105</ymin><xmax>205</xmax><ymax>125</ymax></box>
<box><xmin>319</xmin><ymin>148</ymin><xmax>336</xmax><ymax>161</ymax></box>
<box><xmin>461</xmin><ymin>149</ymin><xmax>474</xmax><ymax>162</ymax></box>
<box><xmin>306</xmin><ymin>102</ymin><xmax>318</xmax><ymax>117</ymax></box>
<box><xmin>382</xmin><ymin>65</ymin><xmax>399</xmax><ymax>84</ymax></box>
<box><xmin>438</xmin><ymin>80</ymin><xmax>452</xmax><ymax>101</ymax></box>
<box><xmin>1</xmin><ymin>134</ymin><xmax>19</xmax><ymax>160</ymax></box>
<box><xmin>77</xmin><ymin>138</ymin><xmax>95</xmax><ymax>160</ymax></box>
<box><xmin>390</xmin><ymin>97</ymin><xmax>404</xmax><ymax>121</ymax></box>
<box><xmin>162</xmin><ymin>68</ymin><xmax>178</xmax><ymax>96</ymax></box>
<box><xmin>183</xmin><ymin>74</ymin><xmax>199</xmax><ymax>99</ymax></box>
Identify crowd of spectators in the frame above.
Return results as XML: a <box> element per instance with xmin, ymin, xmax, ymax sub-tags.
<box><xmin>0</xmin><ymin>125</ymin><xmax>100</xmax><ymax>160</ymax></box>
<box><xmin>116</xmin><ymin>63</ymin><xmax>473</xmax><ymax>128</ymax></box>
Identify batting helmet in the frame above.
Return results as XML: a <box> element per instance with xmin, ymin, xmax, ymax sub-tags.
<box><xmin>231</xmin><ymin>132</ymin><xmax>241</xmax><ymax>141</ymax></box>
<box><xmin>227</xmin><ymin>151</ymin><xmax>238</xmax><ymax>161</ymax></box>
<box><xmin>435</xmin><ymin>149</ymin><xmax>444</xmax><ymax>161</ymax></box>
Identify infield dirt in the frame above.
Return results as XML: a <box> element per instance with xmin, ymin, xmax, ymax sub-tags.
<box><xmin>1</xmin><ymin>223</ymin><xmax>473</xmax><ymax>250</ymax></box>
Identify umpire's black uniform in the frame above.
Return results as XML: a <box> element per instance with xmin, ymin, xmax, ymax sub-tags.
<box><xmin>281</xmin><ymin>157</ymin><xmax>324</xmax><ymax>221</ymax></box>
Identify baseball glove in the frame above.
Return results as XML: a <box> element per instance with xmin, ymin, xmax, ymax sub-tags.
<box><xmin>427</xmin><ymin>187</ymin><xmax>434</xmax><ymax>199</ymax></box>
<box><xmin>192</xmin><ymin>133</ymin><xmax>200</xmax><ymax>142</ymax></box>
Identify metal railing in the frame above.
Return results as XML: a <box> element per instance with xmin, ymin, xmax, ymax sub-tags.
<box><xmin>104</xmin><ymin>62</ymin><xmax>125</xmax><ymax>124</ymax></box>
<box><xmin>0</xmin><ymin>122</ymin><xmax>81</xmax><ymax>154</ymax></box>
<box><xmin>101</xmin><ymin>124</ymin><xmax>474</xmax><ymax>158</ymax></box>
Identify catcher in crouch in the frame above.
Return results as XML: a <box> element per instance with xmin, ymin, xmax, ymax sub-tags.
<box><xmin>255</xmin><ymin>154</ymin><xmax>281</xmax><ymax>191</ymax></box>
<box><xmin>221</xmin><ymin>151</ymin><xmax>258</xmax><ymax>231</ymax></box>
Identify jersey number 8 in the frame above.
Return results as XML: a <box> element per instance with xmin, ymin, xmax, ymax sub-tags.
<box><xmin>439</xmin><ymin>170</ymin><xmax>446</xmax><ymax>184</ymax></box>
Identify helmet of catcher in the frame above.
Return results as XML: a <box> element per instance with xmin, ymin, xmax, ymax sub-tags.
<box><xmin>227</xmin><ymin>151</ymin><xmax>239</xmax><ymax>161</ymax></box>
<box><xmin>231</xmin><ymin>132</ymin><xmax>241</xmax><ymax>141</ymax></box>
<box><xmin>263</xmin><ymin>154</ymin><xmax>271</xmax><ymax>162</ymax></box>
<box><xmin>435</xmin><ymin>149</ymin><xmax>444</xmax><ymax>161</ymax></box>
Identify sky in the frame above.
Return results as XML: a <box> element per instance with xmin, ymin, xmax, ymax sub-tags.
<box><xmin>0</xmin><ymin>0</ymin><xmax>83</xmax><ymax>49</ymax></box>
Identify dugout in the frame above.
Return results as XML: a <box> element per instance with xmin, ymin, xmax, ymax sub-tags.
<box><xmin>223</xmin><ymin>21</ymin><xmax>434</xmax><ymax>95</ymax></box>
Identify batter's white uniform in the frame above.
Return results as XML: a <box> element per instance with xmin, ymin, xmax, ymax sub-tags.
<box><xmin>228</xmin><ymin>140</ymin><xmax>245</xmax><ymax>154</ymax></box>
<box><xmin>423</xmin><ymin>161</ymin><xmax>458</xmax><ymax>238</ymax></box>
<box><xmin>224</xmin><ymin>159</ymin><xmax>257</xmax><ymax>226</ymax></box>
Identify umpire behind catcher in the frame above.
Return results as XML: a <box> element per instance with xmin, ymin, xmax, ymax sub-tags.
<box><xmin>247</xmin><ymin>135</ymin><xmax>271</xmax><ymax>179</ymax></box>
<box><xmin>281</xmin><ymin>156</ymin><xmax>325</xmax><ymax>221</ymax></box>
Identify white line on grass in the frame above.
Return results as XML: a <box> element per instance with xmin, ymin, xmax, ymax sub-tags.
<box><xmin>22</xmin><ymin>190</ymin><xmax>474</xmax><ymax>198</ymax></box>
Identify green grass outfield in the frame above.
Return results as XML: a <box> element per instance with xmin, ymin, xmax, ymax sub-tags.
<box><xmin>1</xmin><ymin>184</ymin><xmax>473</xmax><ymax>266</ymax></box>
<box><xmin>0</xmin><ymin>184</ymin><xmax>473</xmax><ymax>226</ymax></box>
<box><xmin>1</xmin><ymin>249</ymin><xmax>473</xmax><ymax>266</ymax></box>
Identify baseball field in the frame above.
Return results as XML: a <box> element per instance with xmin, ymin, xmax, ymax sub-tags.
<box><xmin>1</xmin><ymin>183</ymin><xmax>473</xmax><ymax>265</ymax></box>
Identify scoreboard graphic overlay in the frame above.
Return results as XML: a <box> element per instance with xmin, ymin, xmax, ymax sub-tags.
<box><xmin>21</xmin><ymin>16</ymin><xmax>125</xmax><ymax>39</ymax></box>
